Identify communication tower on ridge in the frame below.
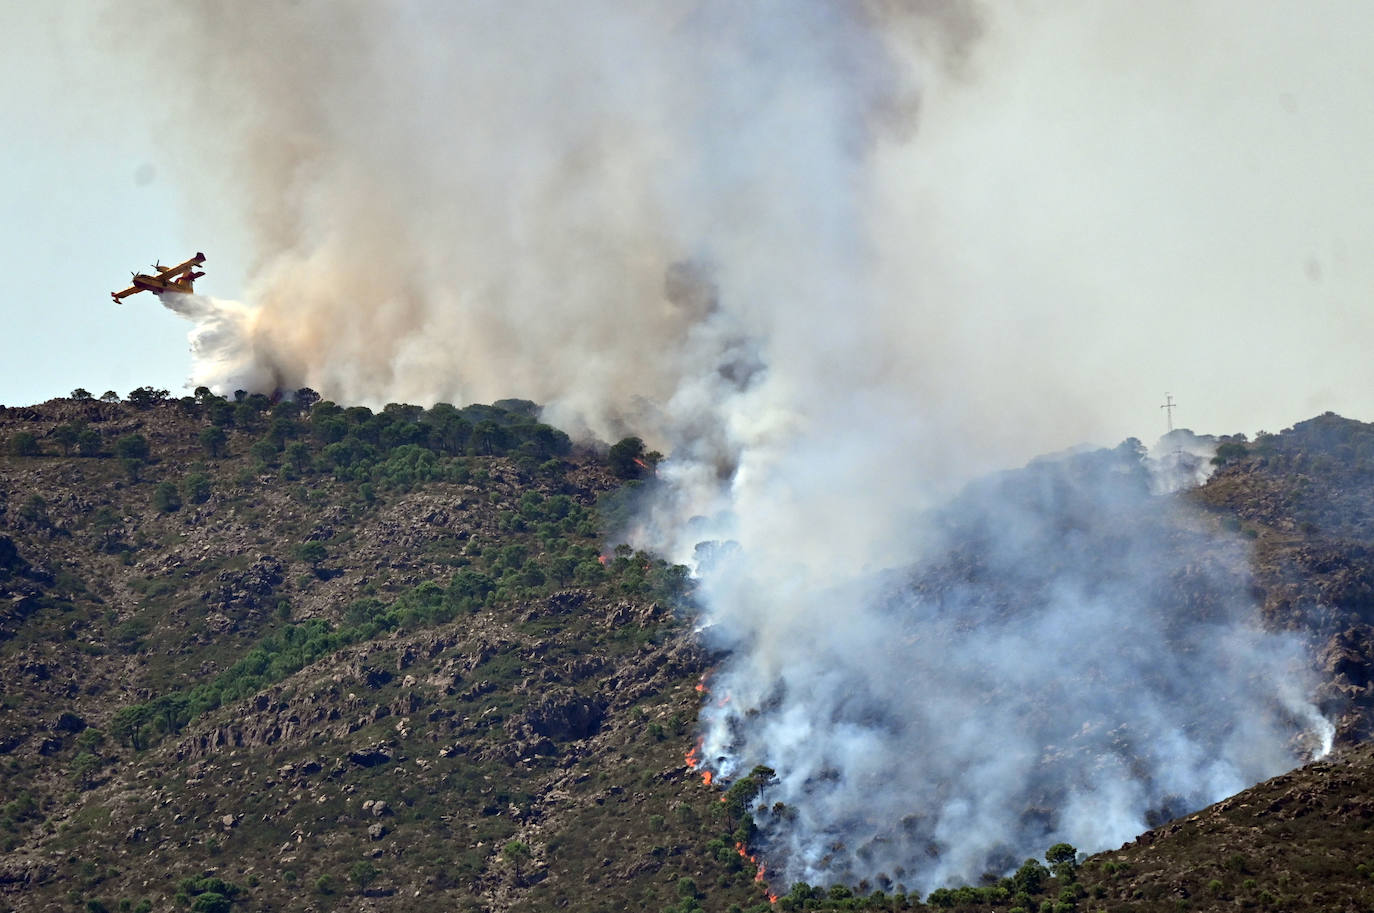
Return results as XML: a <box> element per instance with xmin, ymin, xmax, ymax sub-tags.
<box><xmin>1161</xmin><ymin>393</ymin><xmax>1177</xmax><ymax>433</ymax></box>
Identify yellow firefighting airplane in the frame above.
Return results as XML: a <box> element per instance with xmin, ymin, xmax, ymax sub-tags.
<box><xmin>111</xmin><ymin>252</ymin><xmax>205</xmax><ymax>303</ymax></box>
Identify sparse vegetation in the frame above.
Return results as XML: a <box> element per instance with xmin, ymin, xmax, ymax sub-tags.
<box><xmin>3</xmin><ymin>395</ymin><xmax>1374</xmax><ymax>913</ymax></box>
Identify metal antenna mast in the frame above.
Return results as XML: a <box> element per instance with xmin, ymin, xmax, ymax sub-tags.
<box><xmin>1161</xmin><ymin>393</ymin><xmax>1177</xmax><ymax>433</ymax></box>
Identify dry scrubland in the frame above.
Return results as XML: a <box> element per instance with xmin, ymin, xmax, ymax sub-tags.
<box><xmin>2</xmin><ymin>393</ymin><xmax>1374</xmax><ymax>912</ymax></box>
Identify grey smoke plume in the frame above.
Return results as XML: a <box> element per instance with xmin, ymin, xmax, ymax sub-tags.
<box><xmin>678</xmin><ymin>443</ymin><xmax>1330</xmax><ymax>891</ymax></box>
<box><xmin>99</xmin><ymin>0</ymin><xmax>1347</xmax><ymax>892</ymax></box>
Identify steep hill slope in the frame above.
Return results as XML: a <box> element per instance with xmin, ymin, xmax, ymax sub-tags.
<box><xmin>1193</xmin><ymin>412</ymin><xmax>1374</xmax><ymax>743</ymax></box>
<box><xmin>0</xmin><ymin>393</ymin><xmax>771</xmax><ymax>913</ymax></box>
<box><xmin>5</xmin><ymin>396</ymin><xmax>1374</xmax><ymax>913</ymax></box>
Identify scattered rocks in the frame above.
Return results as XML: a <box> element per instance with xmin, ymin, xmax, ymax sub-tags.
<box><xmin>507</xmin><ymin>693</ymin><xmax>607</xmax><ymax>743</ymax></box>
<box><xmin>199</xmin><ymin>555</ymin><xmax>284</xmax><ymax>617</ymax></box>
<box><xmin>51</xmin><ymin>711</ymin><xmax>86</xmax><ymax>734</ymax></box>
<box><xmin>349</xmin><ymin>745</ymin><xmax>393</xmax><ymax>768</ymax></box>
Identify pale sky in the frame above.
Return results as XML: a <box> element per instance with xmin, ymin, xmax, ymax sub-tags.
<box><xmin>3</xmin><ymin>3</ymin><xmax>1374</xmax><ymax>453</ymax></box>
<box><xmin>0</xmin><ymin>6</ymin><xmax>246</xmax><ymax>406</ymax></box>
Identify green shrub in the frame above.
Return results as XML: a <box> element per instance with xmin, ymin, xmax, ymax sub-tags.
<box><xmin>153</xmin><ymin>482</ymin><xmax>181</xmax><ymax>513</ymax></box>
<box><xmin>183</xmin><ymin>473</ymin><xmax>212</xmax><ymax>504</ymax></box>
<box><xmin>348</xmin><ymin>861</ymin><xmax>380</xmax><ymax>888</ymax></box>
<box><xmin>76</xmin><ymin>428</ymin><xmax>102</xmax><ymax>456</ymax></box>
<box><xmin>8</xmin><ymin>432</ymin><xmax>39</xmax><ymax>456</ymax></box>
<box><xmin>113</xmin><ymin>434</ymin><xmax>149</xmax><ymax>462</ymax></box>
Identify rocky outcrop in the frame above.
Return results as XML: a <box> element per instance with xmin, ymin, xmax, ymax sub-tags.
<box><xmin>507</xmin><ymin>692</ymin><xmax>606</xmax><ymax>743</ymax></box>
<box><xmin>200</xmin><ymin>554</ymin><xmax>284</xmax><ymax>615</ymax></box>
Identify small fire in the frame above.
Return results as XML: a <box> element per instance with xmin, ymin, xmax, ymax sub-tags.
<box><xmin>596</xmin><ymin>554</ymin><xmax>608</xmax><ymax>566</ymax></box>
<box><xmin>734</xmin><ymin>842</ymin><xmax>772</xmax><ymax>892</ymax></box>
<box><xmin>701</xmin><ymin>770</ymin><xmax>713</xmax><ymax>786</ymax></box>
<box><xmin>695</xmin><ymin>671</ymin><xmax>711</xmax><ymax>694</ymax></box>
<box><xmin>684</xmin><ymin>736</ymin><xmax>704</xmax><ymax>770</ymax></box>
<box><xmin>633</xmin><ymin>457</ymin><xmax>651</xmax><ymax>471</ymax></box>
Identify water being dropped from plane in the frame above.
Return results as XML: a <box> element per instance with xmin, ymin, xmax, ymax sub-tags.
<box><xmin>158</xmin><ymin>294</ymin><xmax>273</xmax><ymax>395</ymax></box>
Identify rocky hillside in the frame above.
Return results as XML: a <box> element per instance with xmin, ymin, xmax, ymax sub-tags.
<box><xmin>4</xmin><ymin>394</ymin><xmax>1374</xmax><ymax>913</ymax></box>
<box><xmin>1194</xmin><ymin>412</ymin><xmax>1374</xmax><ymax>744</ymax></box>
<box><xmin>0</xmin><ymin>392</ymin><xmax>770</xmax><ymax>913</ymax></box>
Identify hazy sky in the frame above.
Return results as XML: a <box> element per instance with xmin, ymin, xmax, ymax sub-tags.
<box><xmin>3</xmin><ymin>2</ymin><xmax>1374</xmax><ymax>456</ymax></box>
<box><xmin>0</xmin><ymin>6</ymin><xmax>250</xmax><ymax>406</ymax></box>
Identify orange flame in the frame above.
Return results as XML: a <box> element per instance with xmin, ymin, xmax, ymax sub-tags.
<box><xmin>685</xmin><ymin>735</ymin><xmax>704</xmax><ymax>770</ymax></box>
<box><xmin>733</xmin><ymin>841</ymin><xmax>771</xmax><ymax>892</ymax></box>
<box><xmin>596</xmin><ymin>554</ymin><xmax>608</xmax><ymax>566</ymax></box>
<box><xmin>701</xmin><ymin>770</ymin><xmax>713</xmax><ymax>786</ymax></box>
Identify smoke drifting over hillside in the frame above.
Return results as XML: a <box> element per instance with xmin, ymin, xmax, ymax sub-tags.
<box><xmin>680</xmin><ymin>443</ymin><xmax>1331</xmax><ymax>889</ymax></box>
<box><xmin>104</xmin><ymin>0</ymin><xmax>1354</xmax><ymax>891</ymax></box>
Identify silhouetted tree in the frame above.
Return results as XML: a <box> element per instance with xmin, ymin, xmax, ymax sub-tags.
<box><xmin>126</xmin><ymin>386</ymin><xmax>169</xmax><ymax>409</ymax></box>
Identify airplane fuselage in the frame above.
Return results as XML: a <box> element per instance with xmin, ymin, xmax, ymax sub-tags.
<box><xmin>111</xmin><ymin>252</ymin><xmax>205</xmax><ymax>303</ymax></box>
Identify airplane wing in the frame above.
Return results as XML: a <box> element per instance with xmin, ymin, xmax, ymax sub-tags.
<box><xmin>156</xmin><ymin>252</ymin><xmax>206</xmax><ymax>278</ymax></box>
<box><xmin>111</xmin><ymin>285</ymin><xmax>142</xmax><ymax>303</ymax></box>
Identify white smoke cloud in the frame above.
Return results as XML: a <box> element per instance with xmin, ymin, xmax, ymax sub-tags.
<box><xmin>681</xmin><ymin>444</ymin><xmax>1329</xmax><ymax>891</ymax></box>
<box><xmin>89</xmin><ymin>0</ymin><xmax>1361</xmax><ymax>893</ymax></box>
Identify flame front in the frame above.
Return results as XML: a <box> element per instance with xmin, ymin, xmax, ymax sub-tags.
<box><xmin>685</xmin><ymin>735</ymin><xmax>703</xmax><ymax>770</ymax></box>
